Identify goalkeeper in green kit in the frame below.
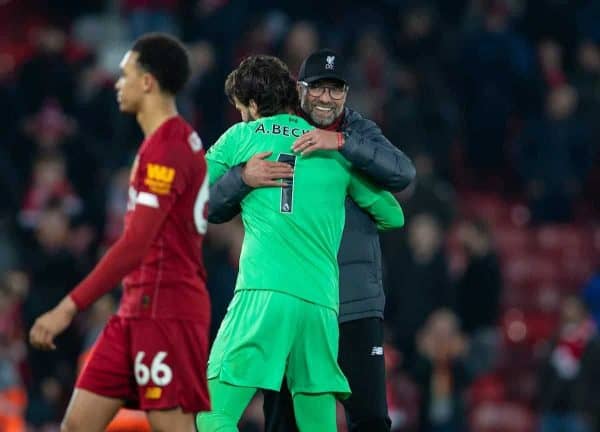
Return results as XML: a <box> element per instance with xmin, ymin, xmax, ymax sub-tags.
<box><xmin>195</xmin><ymin>55</ymin><xmax>404</xmax><ymax>432</ymax></box>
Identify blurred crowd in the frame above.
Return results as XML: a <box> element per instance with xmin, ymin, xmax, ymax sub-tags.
<box><xmin>0</xmin><ymin>0</ymin><xmax>599</xmax><ymax>431</ymax></box>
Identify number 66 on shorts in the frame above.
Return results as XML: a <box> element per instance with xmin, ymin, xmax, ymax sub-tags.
<box><xmin>134</xmin><ymin>351</ymin><xmax>173</xmax><ymax>386</ymax></box>
<box><xmin>76</xmin><ymin>316</ymin><xmax>210</xmax><ymax>412</ymax></box>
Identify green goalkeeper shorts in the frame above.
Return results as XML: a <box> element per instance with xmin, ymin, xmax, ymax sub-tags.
<box><xmin>207</xmin><ymin>289</ymin><xmax>351</xmax><ymax>399</ymax></box>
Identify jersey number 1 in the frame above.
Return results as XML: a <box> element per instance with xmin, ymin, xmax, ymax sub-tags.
<box><xmin>278</xmin><ymin>154</ymin><xmax>296</xmax><ymax>213</ymax></box>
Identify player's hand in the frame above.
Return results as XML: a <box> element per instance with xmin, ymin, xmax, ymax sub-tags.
<box><xmin>292</xmin><ymin>129</ymin><xmax>340</xmax><ymax>156</ymax></box>
<box><xmin>242</xmin><ymin>151</ymin><xmax>293</xmax><ymax>188</ymax></box>
<box><xmin>29</xmin><ymin>297</ymin><xmax>78</xmax><ymax>350</ymax></box>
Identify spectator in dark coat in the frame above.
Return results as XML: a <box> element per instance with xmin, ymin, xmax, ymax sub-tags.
<box><xmin>394</xmin><ymin>154</ymin><xmax>456</xmax><ymax>231</ymax></box>
<box><xmin>573</xmin><ymin>41</ymin><xmax>600</xmax><ymax>145</ymax></box>
<box><xmin>458</xmin><ymin>0</ymin><xmax>536</xmax><ymax>185</ymax></box>
<box><xmin>412</xmin><ymin>309</ymin><xmax>470</xmax><ymax>432</ymax></box>
<box><xmin>455</xmin><ymin>218</ymin><xmax>502</xmax><ymax>335</ymax></box>
<box><xmin>537</xmin><ymin>296</ymin><xmax>600</xmax><ymax>432</ymax></box>
<box><xmin>21</xmin><ymin>205</ymin><xmax>83</xmax><ymax>390</ymax></box>
<box><xmin>516</xmin><ymin>84</ymin><xmax>593</xmax><ymax>223</ymax></box>
<box><xmin>384</xmin><ymin>212</ymin><xmax>452</xmax><ymax>366</ymax></box>
<box><xmin>16</xmin><ymin>26</ymin><xmax>76</xmax><ymax>116</ymax></box>
<box><xmin>455</xmin><ymin>218</ymin><xmax>502</xmax><ymax>376</ymax></box>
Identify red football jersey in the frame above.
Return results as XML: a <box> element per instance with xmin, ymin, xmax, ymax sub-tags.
<box><xmin>119</xmin><ymin>116</ymin><xmax>210</xmax><ymax>321</ymax></box>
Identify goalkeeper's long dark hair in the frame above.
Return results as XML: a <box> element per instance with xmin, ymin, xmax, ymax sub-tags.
<box><xmin>225</xmin><ymin>55</ymin><xmax>299</xmax><ymax>117</ymax></box>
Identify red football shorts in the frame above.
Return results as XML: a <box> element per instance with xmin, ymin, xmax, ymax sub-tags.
<box><xmin>77</xmin><ymin>315</ymin><xmax>210</xmax><ymax>412</ymax></box>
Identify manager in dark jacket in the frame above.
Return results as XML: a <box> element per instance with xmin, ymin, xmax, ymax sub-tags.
<box><xmin>208</xmin><ymin>49</ymin><xmax>415</xmax><ymax>432</ymax></box>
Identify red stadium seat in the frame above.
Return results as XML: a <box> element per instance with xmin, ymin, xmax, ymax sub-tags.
<box><xmin>462</xmin><ymin>194</ymin><xmax>513</xmax><ymax>227</ymax></box>
<box><xmin>536</xmin><ymin>225</ymin><xmax>591</xmax><ymax>253</ymax></box>
<box><xmin>501</xmin><ymin>308</ymin><xmax>557</xmax><ymax>347</ymax></box>
<box><xmin>502</xmin><ymin>254</ymin><xmax>558</xmax><ymax>288</ymax></box>
<box><xmin>493</xmin><ymin>225</ymin><xmax>532</xmax><ymax>257</ymax></box>
<box><xmin>468</xmin><ymin>374</ymin><xmax>506</xmax><ymax>406</ymax></box>
<box><xmin>470</xmin><ymin>401</ymin><xmax>536</xmax><ymax>432</ymax></box>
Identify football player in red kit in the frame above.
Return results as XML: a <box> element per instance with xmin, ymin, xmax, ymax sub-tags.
<box><xmin>29</xmin><ymin>33</ymin><xmax>210</xmax><ymax>432</ymax></box>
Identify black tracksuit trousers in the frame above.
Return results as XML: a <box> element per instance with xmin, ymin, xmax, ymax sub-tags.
<box><xmin>263</xmin><ymin>317</ymin><xmax>391</xmax><ymax>432</ymax></box>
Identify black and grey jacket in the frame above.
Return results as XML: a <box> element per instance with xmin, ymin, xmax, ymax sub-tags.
<box><xmin>207</xmin><ymin>107</ymin><xmax>415</xmax><ymax>323</ymax></box>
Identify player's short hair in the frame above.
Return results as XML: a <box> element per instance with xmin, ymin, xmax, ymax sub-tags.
<box><xmin>225</xmin><ymin>55</ymin><xmax>298</xmax><ymax>117</ymax></box>
<box><xmin>132</xmin><ymin>33</ymin><xmax>191</xmax><ymax>95</ymax></box>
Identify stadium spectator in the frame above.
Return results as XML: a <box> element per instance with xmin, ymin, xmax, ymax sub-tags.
<box><xmin>0</xmin><ymin>66</ymin><xmax>22</xmax><ymax>218</ymax></box>
<box><xmin>458</xmin><ymin>0</ymin><xmax>536</xmax><ymax>185</ymax></box>
<box><xmin>384</xmin><ymin>212</ymin><xmax>452</xmax><ymax>367</ymax></box>
<box><xmin>17</xmin><ymin>99</ymin><xmax>102</xmax><ymax>228</ymax></box>
<box><xmin>382</xmin><ymin>67</ymin><xmax>457</xmax><ymax>182</ymax></box>
<box><xmin>186</xmin><ymin>40</ymin><xmax>227</xmax><ymax>147</ymax></box>
<box><xmin>455</xmin><ymin>218</ymin><xmax>502</xmax><ymax>376</ymax></box>
<box><xmin>12</xmin><ymin>100</ymin><xmax>74</xmax><ymax>194</ymax></box>
<box><xmin>412</xmin><ymin>309</ymin><xmax>470</xmax><ymax>432</ymax></box>
<box><xmin>516</xmin><ymin>84</ymin><xmax>593</xmax><ymax>223</ymax></box>
<box><xmin>346</xmin><ymin>30</ymin><xmax>397</xmax><ymax>123</ymax></box>
<box><xmin>25</xmin><ymin>376</ymin><xmax>65</xmax><ymax>430</ymax></box>
<box><xmin>393</xmin><ymin>153</ymin><xmax>456</xmax><ymax>231</ymax></box>
<box><xmin>573</xmin><ymin>40</ymin><xmax>600</xmax><ymax>143</ymax></box>
<box><xmin>280</xmin><ymin>21</ymin><xmax>319</xmax><ymax>79</ymax></box>
<box><xmin>73</xmin><ymin>53</ymin><xmax>124</xmax><ymax>166</ymax></box>
<box><xmin>202</xmin><ymin>224</ymin><xmax>239</xmax><ymax>341</ymax></box>
<box><xmin>393</xmin><ymin>3</ymin><xmax>443</xmax><ymax>69</ymax></box>
<box><xmin>576</xmin><ymin>1</ymin><xmax>600</xmax><ymax>43</ymax></box>
<box><xmin>16</xmin><ymin>26</ymin><xmax>76</xmax><ymax>116</ymax></box>
<box><xmin>122</xmin><ymin>0</ymin><xmax>180</xmax><ymax>40</ymax></box>
<box><xmin>537</xmin><ymin>296</ymin><xmax>600</xmax><ymax>432</ymax></box>
<box><xmin>384</xmin><ymin>342</ymin><xmax>420</xmax><ymax>431</ymax></box>
<box><xmin>537</xmin><ymin>40</ymin><xmax>567</xmax><ymax>90</ymax></box>
<box><xmin>21</xmin><ymin>205</ymin><xmax>83</xmax><ymax>387</ymax></box>
<box><xmin>520</xmin><ymin>0</ymin><xmax>579</xmax><ymax>56</ymax></box>
<box><xmin>18</xmin><ymin>154</ymin><xmax>82</xmax><ymax>230</ymax></box>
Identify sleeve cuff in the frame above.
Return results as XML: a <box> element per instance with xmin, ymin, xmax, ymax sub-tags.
<box><xmin>69</xmin><ymin>292</ymin><xmax>84</xmax><ymax>311</ymax></box>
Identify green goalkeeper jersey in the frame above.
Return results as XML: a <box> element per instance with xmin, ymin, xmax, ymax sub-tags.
<box><xmin>207</xmin><ymin>113</ymin><xmax>404</xmax><ymax>311</ymax></box>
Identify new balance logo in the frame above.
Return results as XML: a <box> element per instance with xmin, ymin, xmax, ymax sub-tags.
<box><xmin>370</xmin><ymin>346</ymin><xmax>384</xmax><ymax>356</ymax></box>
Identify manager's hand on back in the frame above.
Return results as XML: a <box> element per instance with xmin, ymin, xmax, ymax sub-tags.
<box><xmin>292</xmin><ymin>129</ymin><xmax>341</xmax><ymax>156</ymax></box>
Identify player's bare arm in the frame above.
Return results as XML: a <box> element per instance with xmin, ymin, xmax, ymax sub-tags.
<box><xmin>29</xmin><ymin>204</ymin><xmax>167</xmax><ymax>351</ymax></box>
<box><xmin>29</xmin><ymin>296</ymin><xmax>78</xmax><ymax>350</ymax></box>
